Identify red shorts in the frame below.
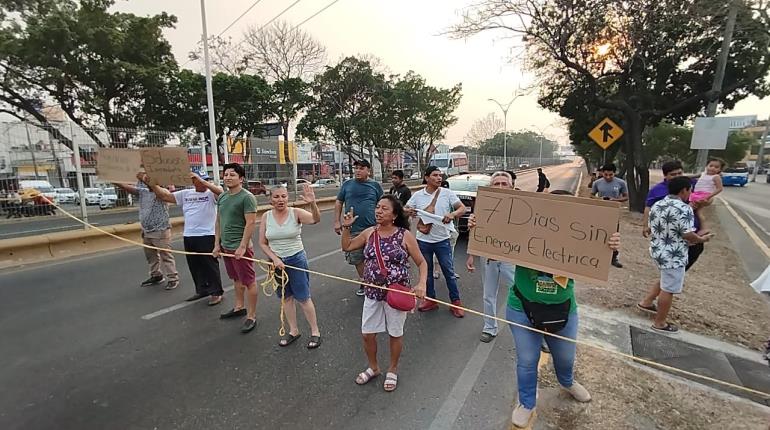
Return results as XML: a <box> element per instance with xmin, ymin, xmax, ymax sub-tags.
<box><xmin>222</xmin><ymin>247</ymin><xmax>257</xmax><ymax>286</ymax></box>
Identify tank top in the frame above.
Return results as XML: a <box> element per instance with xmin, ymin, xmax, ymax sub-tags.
<box><xmin>362</xmin><ymin>227</ymin><xmax>410</xmax><ymax>301</ymax></box>
<box><xmin>694</xmin><ymin>172</ymin><xmax>717</xmax><ymax>194</ymax></box>
<box><xmin>265</xmin><ymin>208</ymin><xmax>304</xmax><ymax>258</ymax></box>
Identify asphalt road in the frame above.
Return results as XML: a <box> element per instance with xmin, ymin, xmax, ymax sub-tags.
<box><xmin>0</xmin><ymin>163</ymin><xmax>581</xmax><ymax>430</ymax></box>
<box><xmin>719</xmin><ymin>175</ymin><xmax>770</xmax><ymax>248</ymax></box>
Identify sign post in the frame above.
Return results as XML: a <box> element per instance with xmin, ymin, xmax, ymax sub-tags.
<box><xmin>588</xmin><ymin>117</ymin><xmax>624</xmax><ymax>151</ymax></box>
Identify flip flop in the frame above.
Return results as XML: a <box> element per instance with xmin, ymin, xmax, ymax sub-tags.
<box><xmin>279</xmin><ymin>333</ymin><xmax>301</xmax><ymax>347</ymax></box>
<box><xmin>307</xmin><ymin>335</ymin><xmax>322</xmax><ymax>349</ymax></box>
<box><xmin>384</xmin><ymin>372</ymin><xmax>398</xmax><ymax>392</ymax></box>
<box><xmin>636</xmin><ymin>303</ymin><xmax>657</xmax><ymax>314</ymax></box>
<box><xmin>355</xmin><ymin>367</ymin><xmax>380</xmax><ymax>385</ymax></box>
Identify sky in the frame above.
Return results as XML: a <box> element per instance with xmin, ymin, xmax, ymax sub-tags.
<box><xmin>111</xmin><ymin>0</ymin><xmax>766</xmax><ymax>147</ymax></box>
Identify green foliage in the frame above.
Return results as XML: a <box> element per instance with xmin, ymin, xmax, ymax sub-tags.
<box><xmin>478</xmin><ymin>131</ymin><xmax>555</xmax><ymax>158</ymax></box>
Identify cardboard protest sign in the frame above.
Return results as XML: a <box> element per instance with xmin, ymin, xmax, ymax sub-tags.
<box><xmin>96</xmin><ymin>148</ymin><xmax>142</xmax><ymax>183</ymax></box>
<box><xmin>467</xmin><ymin>187</ymin><xmax>621</xmax><ymax>284</ymax></box>
<box><xmin>140</xmin><ymin>147</ymin><xmax>191</xmax><ymax>186</ymax></box>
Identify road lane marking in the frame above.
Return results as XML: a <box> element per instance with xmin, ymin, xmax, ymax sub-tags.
<box><xmin>140</xmin><ymin>249</ymin><xmax>341</xmax><ymax>320</ymax></box>
<box><xmin>718</xmin><ymin>197</ymin><xmax>770</xmax><ymax>259</ymax></box>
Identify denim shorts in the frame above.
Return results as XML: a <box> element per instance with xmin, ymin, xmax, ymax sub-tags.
<box><xmin>275</xmin><ymin>250</ymin><xmax>311</xmax><ymax>301</ymax></box>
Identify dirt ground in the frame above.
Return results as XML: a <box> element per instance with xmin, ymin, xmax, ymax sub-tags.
<box><xmin>534</xmin><ymin>346</ymin><xmax>770</xmax><ymax>430</ymax></box>
<box><xmin>576</xmin><ymin>173</ymin><xmax>770</xmax><ymax>350</ymax></box>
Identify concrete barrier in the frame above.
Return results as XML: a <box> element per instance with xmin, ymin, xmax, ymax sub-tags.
<box><xmin>0</xmin><ymin>195</ymin><xmax>348</xmax><ymax>270</ymax></box>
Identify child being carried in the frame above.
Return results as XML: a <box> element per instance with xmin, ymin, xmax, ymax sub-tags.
<box><xmin>690</xmin><ymin>157</ymin><xmax>725</xmax><ymax>205</ymax></box>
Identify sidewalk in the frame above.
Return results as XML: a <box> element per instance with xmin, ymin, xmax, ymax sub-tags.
<box><xmin>529</xmin><ymin>304</ymin><xmax>770</xmax><ymax>429</ymax></box>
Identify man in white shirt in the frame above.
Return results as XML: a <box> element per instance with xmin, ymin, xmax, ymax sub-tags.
<box><xmin>405</xmin><ymin>166</ymin><xmax>467</xmax><ymax>317</ymax></box>
<box><xmin>147</xmin><ymin>171</ymin><xmax>225</xmax><ymax>305</ymax></box>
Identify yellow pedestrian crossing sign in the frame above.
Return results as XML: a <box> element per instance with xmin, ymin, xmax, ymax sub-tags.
<box><xmin>589</xmin><ymin>118</ymin><xmax>623</xmax><ymax>149</ymax></box>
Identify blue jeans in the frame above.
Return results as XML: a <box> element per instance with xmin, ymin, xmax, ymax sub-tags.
<box><xmin>418</xmin><ymin>239</ymin><xmax>460</xmax><ymax>301</ymax></box>
<box><xmin>482</xmin><ymin>258</ymin><xmax>515</xmax><ymax>335</ymax></box>
<box><xmin>506</xmin><ymin>307</ymin><xmax>578</xmax><ymax>409</ymax></box>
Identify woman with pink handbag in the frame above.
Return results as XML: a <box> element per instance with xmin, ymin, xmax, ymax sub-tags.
<box><xmin>341</xmin><ymin>194</ymin><xmax>428</xmax><ymax>392</ymax></box>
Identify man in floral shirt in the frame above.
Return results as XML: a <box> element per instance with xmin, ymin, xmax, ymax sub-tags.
<box><xmin>641</xmin><ymin>176</ymin><xmax>711</xmax><ymax>334</ymax></box>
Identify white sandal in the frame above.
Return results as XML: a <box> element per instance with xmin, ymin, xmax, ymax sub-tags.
<box><xmin>384</xmin><ymin>372</ymin><xmax>398</xmax><ymax>392</ymax></box>
<box><xmin>355</xmin><ymin>367</ymin><xmax>380</xmax><ymax>385</ymax></box>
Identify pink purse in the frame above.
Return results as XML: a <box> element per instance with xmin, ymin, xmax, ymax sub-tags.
<box><xmin>373</xmin><ymin>230</ymin><xmax>416</xmax><ymax>312</ymax></box>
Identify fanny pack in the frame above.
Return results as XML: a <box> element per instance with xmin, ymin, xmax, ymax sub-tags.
<box><xmin>514</xmin><ymin>286</ymin><xmax>570</xmax><ymax>333</ymax></box>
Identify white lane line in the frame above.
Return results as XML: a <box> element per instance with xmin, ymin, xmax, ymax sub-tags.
<box><xmin>428</xmin><ymin>301</ymin><xmax>507</xmax><ymax>430</ymax></box>
<box><xmin>140</xmin><ymin>248</ymin><xmax>341</xmax><ymax>320</ymax></box>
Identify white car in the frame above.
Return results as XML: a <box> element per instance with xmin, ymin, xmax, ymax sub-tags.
<box><xmin>310</xmin><ymin>179</ymin><xmax>338</xmax><ymax>188</ymax></box>
<box><xmin>55</xmin><ymin>188</ymin><xmax>77</xmax><ymax>204</ymax></box>
<box><xmin>409</xmin><ymin>172</ymin><xmax>421</xmax><ymax>179</ymax></box>
<box><xmin>99</xmin><ymin>187</ymin><xmax>119</xmax><ymax>209</ymax></box>
<box><xmin>83</xmin><ymin>188</ymin><xmax>103</xmax><ymax>205</ymax></box>
<box><xmin>279</xmin><ymin>179</ymin><xmax>312</xmax><ymax>188</ymax></box>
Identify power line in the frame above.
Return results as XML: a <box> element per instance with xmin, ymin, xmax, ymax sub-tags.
<box><xmin>217</xmin><ymin>0</ymin><xmax>264</xmax><ymax>38</ymax></box>
<box><xmin>294</xmin><ymin>0</ymin><xmax>341</xmax><ymax>28</ymax></box>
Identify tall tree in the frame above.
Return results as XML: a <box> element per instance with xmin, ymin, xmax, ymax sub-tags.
<box><xmin>451</xmin><ymin>0</ymin><xmax>770</xmax><ymax>211</ymax></box>
<box><xmin>466</xmin><ymin>113</ymin><xmax>504</xmax><ymax>147</ymax></box>
<box><xmin>0</xmin><ymin>0</ymin><xmax>179</xmax><ymax>148</ymax></box>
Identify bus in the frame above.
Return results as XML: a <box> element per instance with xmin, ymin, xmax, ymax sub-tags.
<box><xmin>428</xmin><ymin>152</ymin><xmax>469</xmax><ymax>176</ymax></box>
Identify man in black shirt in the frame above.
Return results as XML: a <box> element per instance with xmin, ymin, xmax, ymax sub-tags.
<box><xmin>389</xmin><ymin>170</ymin><xmax>412</xmax><ymax>206</ymax></box>
<box><xmin>536</xmin><ymin>168</ymin><xmax>550</xmax><ymax>192</ymax></box>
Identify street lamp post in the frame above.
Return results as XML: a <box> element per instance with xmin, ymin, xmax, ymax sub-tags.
<box><xmin>488</xmin><ymin>96</ymin><xmax>520</xmax><ymax>170</ymax></box>
<box><xmin>530</xmin><ymin>124</ymin><xmax>556</xmax><ymax>167</ymax></box>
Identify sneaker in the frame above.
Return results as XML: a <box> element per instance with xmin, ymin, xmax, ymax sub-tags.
<box><xmin>450</xmin><ymin>300</ymin><xmax>465</xmax><ymax>318</ymax></box>
<box><xmin>562</xmin><ymin>381</ymin><xmax>591</xmax><ymax>403</ymax></box>
<box><xmin>651</xmin><ymin>323</ymin><xmax>679</xmax><ymax>334</ymax></box>
<box><xmin>356</xmin><ymin>286</ymin><xmax>366</xmax><ymax>297</ymax></box>
<box><xmin>479</xmin><ymin>332</ymin><xmax>496</xmax><ymax>343</ymax></box>
<box><xmin>611</xmin><ymin>259</ymin><xmax>624</xmax><ymax>268</ymax></box>
<box><xmin>241</xmin><ymin>318</ymin><xmax>257</xmax><ymax>333</ymax></box>
<box><xmin>418</xmin><ymin>300</ymin><xmax>439</xmax><ymax>312</ymax></box>
<box><xmin>452</xmin><ymin>273</ymin><xmax>460</xmax><ymax>280</ymax></box>
<box><xmin>511</xmin><ymin>404</ymin><xmax>535</xmax><ymax>428</ymax></box>
<box><xmin>164</xmin><ymin>280</ymin><xmax>180</xmax><ymax>290</ymax></box>
<box><xmin>140</xmin><ymin>275</ymin><xmax>164</xmax><ymax>287</ymax></box>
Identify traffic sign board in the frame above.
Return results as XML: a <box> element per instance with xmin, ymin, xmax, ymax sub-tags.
<box><xmin>589</xmin><ymin>118</ymin><xmax>623</xmax><ymax>150</ymax></box>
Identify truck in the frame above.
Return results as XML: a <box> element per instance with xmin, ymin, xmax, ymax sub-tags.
<box><xmin>428</xmin><ymin>152</ymin><xmax>469</xmax><ymax>177</ymax></box>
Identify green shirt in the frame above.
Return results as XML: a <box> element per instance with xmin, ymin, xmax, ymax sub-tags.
<box><xmin>217</xmin><ymin>189</ymin><xmax>257</xmax><ymax>250</ymax></box>
<box><xmin>507</xmin><ymin>267</ymin><xmax>577</xmax><ymax>313</ymax></box>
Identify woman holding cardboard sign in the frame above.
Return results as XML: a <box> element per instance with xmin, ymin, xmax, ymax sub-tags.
<box><xmin>467</xmin><ymin>190</ymin><xmax>621</xmax><ymax>429</ymax></box>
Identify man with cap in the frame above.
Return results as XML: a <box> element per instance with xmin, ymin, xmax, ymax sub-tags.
<box><xmin>145</xmin><ymin>171</ymin><xmax>225</xmax><ymax>305</ymax></box>
<box><xmin>334</xmin><ymin>159</ymin><xmax>384</xmax><ymax>296</ymax></box>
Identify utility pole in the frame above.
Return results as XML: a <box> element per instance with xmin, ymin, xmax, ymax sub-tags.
<box><xmin>23</xmin><ymin>120</ymin><xmax>40</xmax><ymax>178</ymax></box>
<box><xmin>695</xmin><ymin>1</ymin><xmax>739</xmax><ymax>171</ymax></box>
<box><xmin>751</xmin><ymin>120</ymin><xmax>769</xmax><ymax>182</ymax></box>
<box><xmin>200</xmin><ymin>0</ymin><xmax>220</xmax><ymax>185</ymax></box>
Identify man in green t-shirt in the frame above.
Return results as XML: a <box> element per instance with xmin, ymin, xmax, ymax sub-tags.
<box><xmin>213</xmin><ymin>163</ymin><xmax>259</xmax><ymax>334</ymax></box>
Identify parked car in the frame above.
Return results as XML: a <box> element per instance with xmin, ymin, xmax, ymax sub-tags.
<box><xmin>279</xmin><ymin>178</ymin><xmax>312</xmax><ymax>188</ymax></box>
<box><xmin>55</xmin><ymin>188</ymin><xmax>77</xmax><ymax>204</ymax></box>
<box><xmin>446</xmin><ymin>173</ymin><xmax>492</xmax><ymax>233</ymax></box>
<box><xmin>99</xmin><ymin>187</ymin><xmax>119</xmax><ymax>209</ymax></box>
<box><xmin>247</xmin><ymin>180</ymin><xmax>268</xmax><ymax>196</ymax></box>
<box><xmin>19</xmin><ymin>180</ymin><xmax>58</xmax><ymax>203</ymax></box>
<box><xmin>311</xmin><ymin>178</ymin><xmax>338</xmax><ymax>188</ymax></box>
<box><xmin>722</xmin><ymin>166</ymin><xmax>749</xmax><ymax>187</ymax></box>
<box><xmin>518</xmin><ymin>162</ymin><xmax>530</xmax><ymax>169</ymax></box>
<box><xmin>409</xmin><ymin>171</ymin><xmax>421</xmax><ymax>179</ymax></box>
<box><xmin>83</xmin><ymin>188</ymin><xmax>103</xmax><ymax>205</ymax></box>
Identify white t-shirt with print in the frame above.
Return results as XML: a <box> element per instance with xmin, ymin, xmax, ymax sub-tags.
<box><xmin>406</xmin><ymin>187</ymin><xmax>461</xmax><ymax>243</ymax></box>
<box><xmin>174</xmin><ymin>189</ymin><xmax>217</xmax><ymax>237</ymax></box>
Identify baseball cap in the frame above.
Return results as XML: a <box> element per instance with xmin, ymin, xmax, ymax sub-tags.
<box><xmin>353</xmin><ymin>159</ymin><xmax>371</xmax><ymax>168</ymax></box>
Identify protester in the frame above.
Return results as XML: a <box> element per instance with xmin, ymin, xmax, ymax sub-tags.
<box><xmin>690</xmin><ymin>157</ymin><xmax>725</xmax><ymax>205</ymax></box>
<box><xmin>638</xmin><ymin>160</ymin><xmax>708</xmax><ymax>316</ymax></box>
<box><xmin>213</xmin><ymin>163</ymin><xmax>259</xmax><ymax>334</ymax></box>
<box><xmin>145</xmin><ymin>171</ymin><xmax>224</xmax><ymax>304</ymax></box>
<box><xmin>638</xmin><ymin>176</ymin><xmax>712</xmax><ymax>333</ymax></box>
<box><xmin>114</xmin><ymin>173</ymin><xmax>179</xmax><ymax>290</ymax></box>
<box><xmin>334</xmin><ymin>159</ymin><xmax>384</xmax><ymax>297</ymax></box>
<box><xmin>590</xmin><ymin>163</ymin><xmax>628</xmax><ymax>268</ymax></box>
<box><xmin>258</xmin><ymin>184</ymin><xmax>322</xmax><ymax>349</ymax></box>
<box><xmin>467</xmin><ymin>190</ymin><xmax>621</xmax><ymax>428</ymax></box>
<box><xmin>389</xmin><ymin>169</ymin><xmax>412</xmax><ymax>207</ymax></box>
<box><xmin>536</xmin><ymin>168</ymin><xmax>550</xmax><ymax>192</ymax></box>
<box><xmin>341</xmin><ymin>195</ymin><xmax>427</xmax><ymax>392</ymax></box>
<box><xmin>405</xmin><ymin>166</ymin><xmax>466</xmax><ymax>317</ymax></box>
<box><xmin>433</xmin><ymin>174</ymin><xmax>459</xmax><ymax>280</ymax></box>
<box><xmin>466</xmin><ymin>171</ymin><xmax>516</xmax><ymax>342</ymax></box>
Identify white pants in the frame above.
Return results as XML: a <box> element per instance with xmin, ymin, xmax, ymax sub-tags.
<box><xmin>481</xmin><ymin>258</ymin><xmax>515</xmax><ymax>336</ymax></box>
